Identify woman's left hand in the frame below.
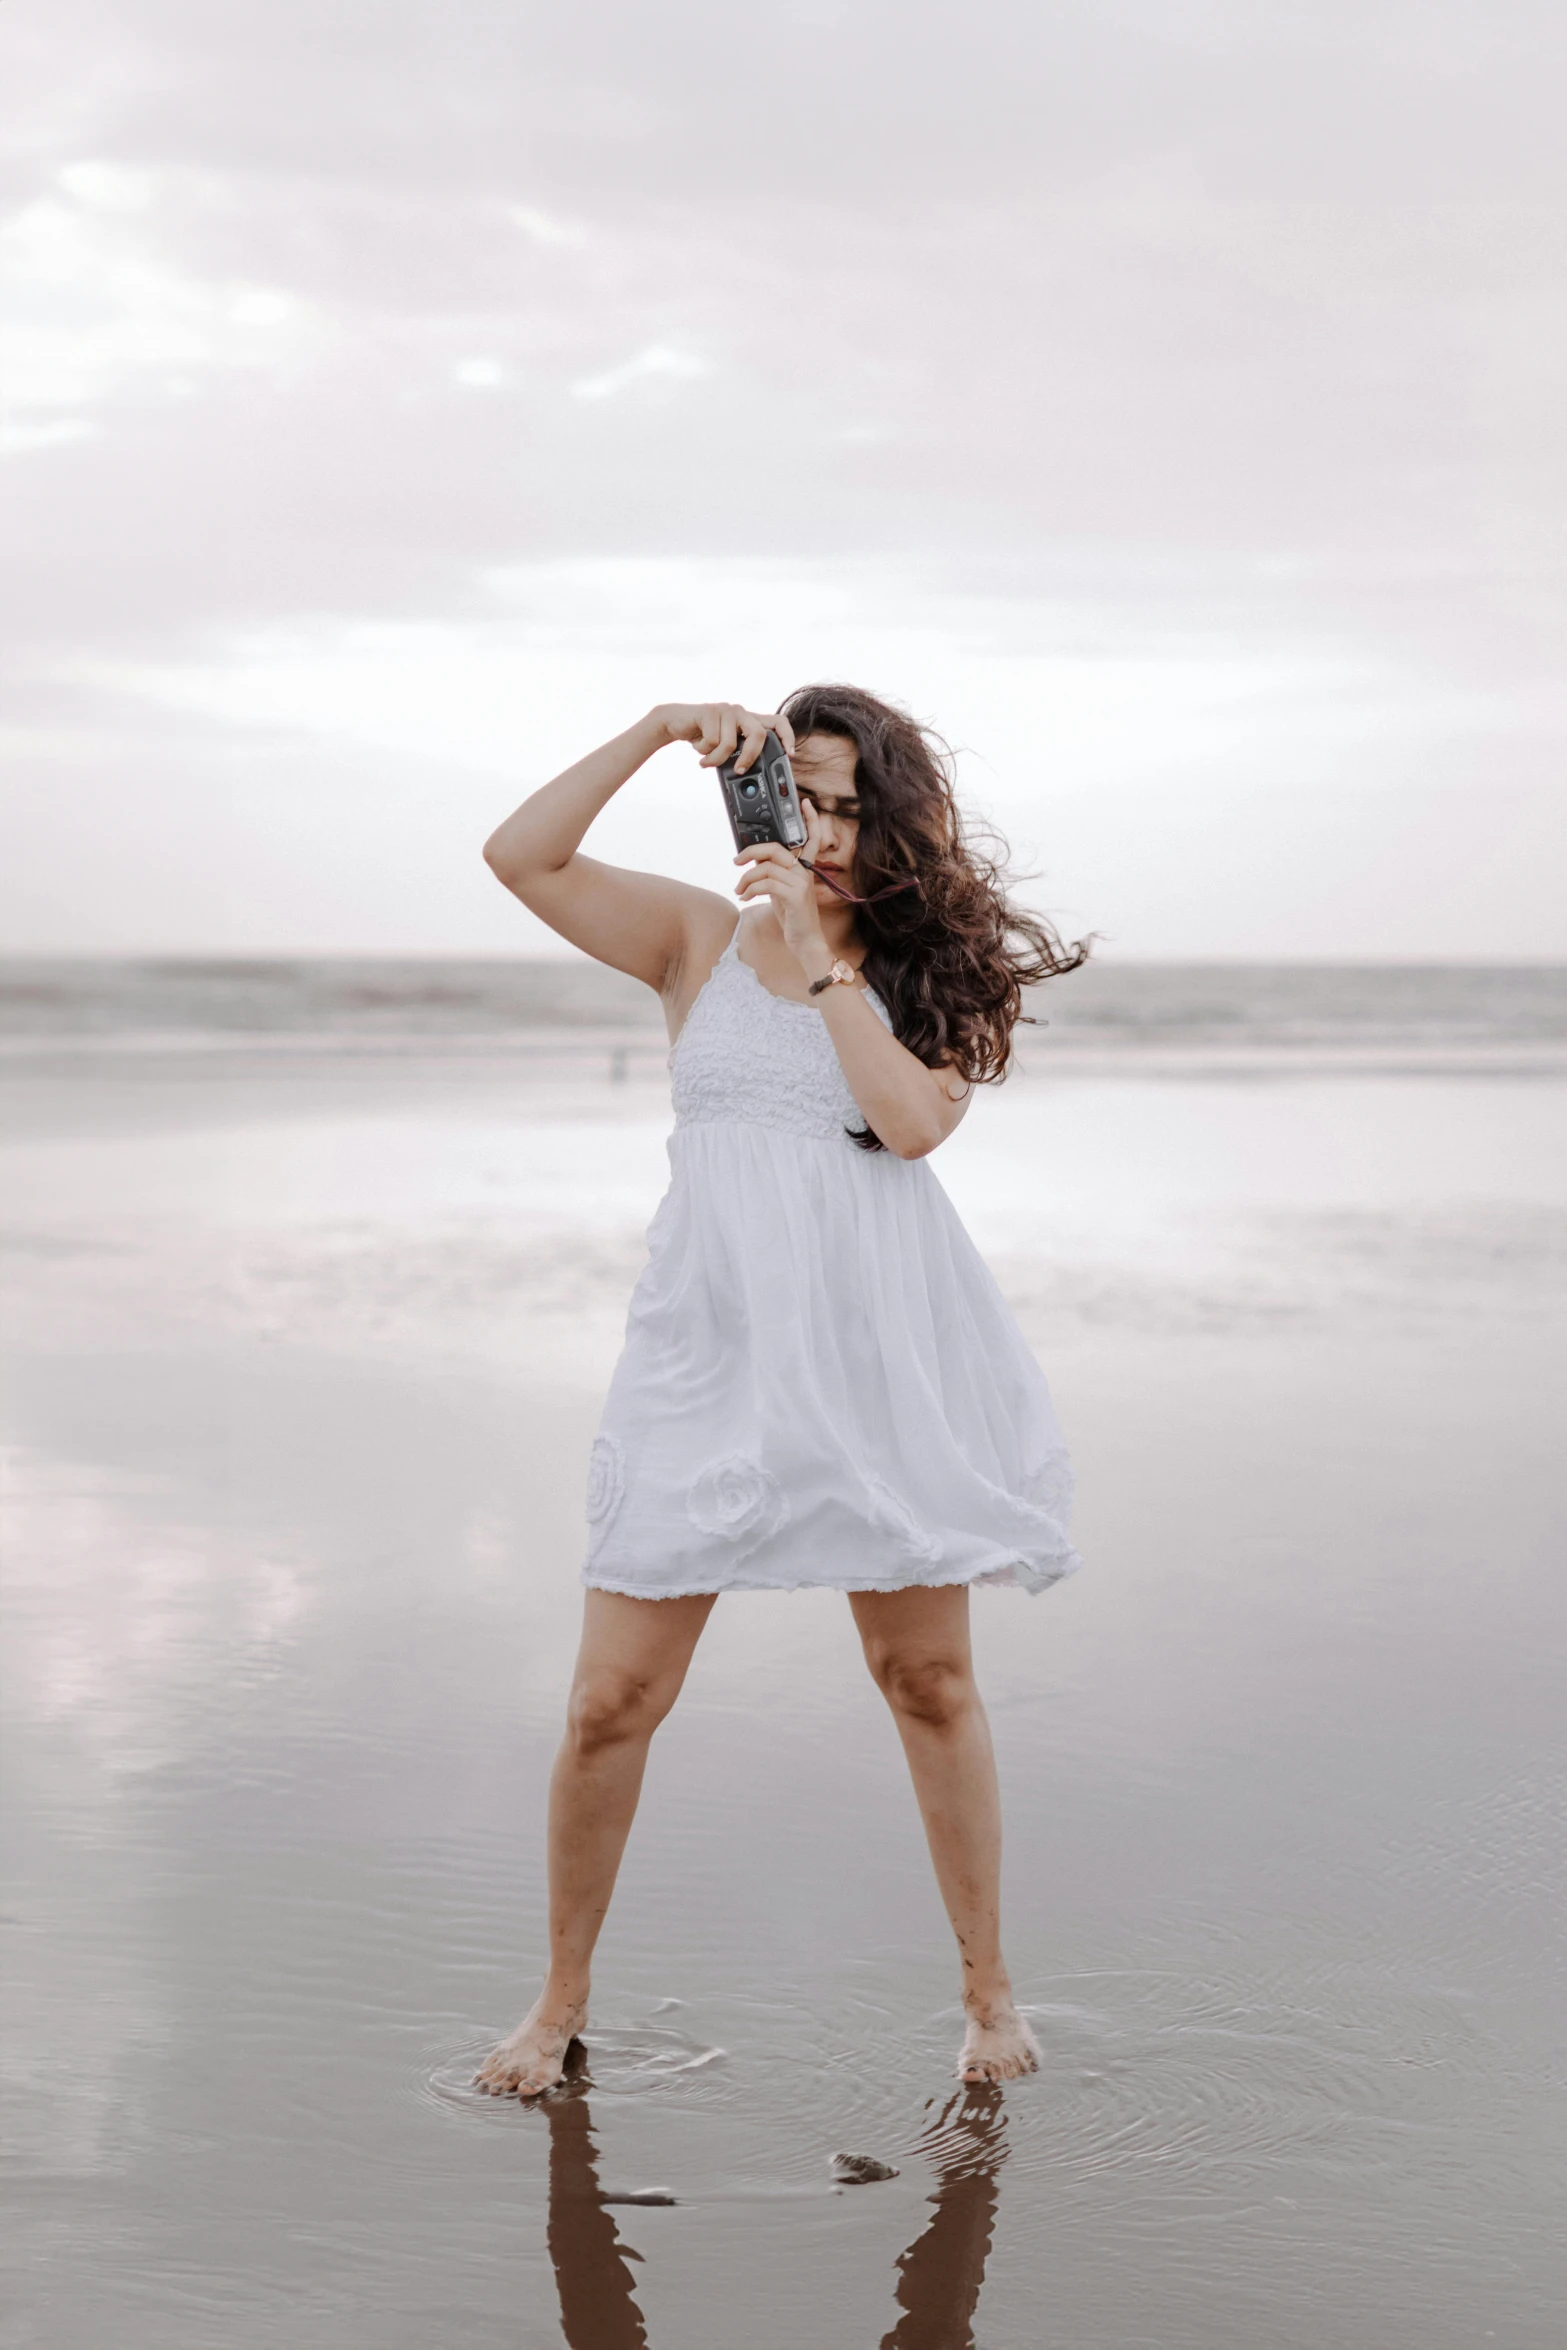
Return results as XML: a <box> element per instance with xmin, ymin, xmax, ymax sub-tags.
<box><xmin>733</xmin><ymin>802</ymin><xmax>830</xmax><ymax>968</ymax></box>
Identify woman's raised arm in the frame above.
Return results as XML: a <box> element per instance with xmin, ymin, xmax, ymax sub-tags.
<box><xmin>482</xmin><ymin>702</ymin><xmax>791</xmax><ymax>996</ymax></box>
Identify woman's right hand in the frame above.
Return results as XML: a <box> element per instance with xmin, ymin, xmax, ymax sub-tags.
<box><xmin>656</xmin><ymin>702</ymin><xmax>796</xmax><ymax>774</ymax></box>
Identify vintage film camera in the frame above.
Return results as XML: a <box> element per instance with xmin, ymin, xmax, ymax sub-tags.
<box><xmin>716</xmin><ymin>730</ymin><xmax>808</xmax><ymax>853</ymax></box>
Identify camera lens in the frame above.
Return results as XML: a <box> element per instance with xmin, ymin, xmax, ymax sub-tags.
<box><xmin>741</xmin><ymin>779</ymin><xmax>759</xmax><ymax>797</ymax></box>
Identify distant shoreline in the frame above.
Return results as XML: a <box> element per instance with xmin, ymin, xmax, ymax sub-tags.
<box><xmin>3</xmin><ymin>957</ymin><xmax>1563</xmax><ymax>1064</ymax></box>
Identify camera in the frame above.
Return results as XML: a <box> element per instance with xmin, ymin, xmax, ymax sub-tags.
<box><xmin>716</xmin><ymin>731</ymin><xmax>808</xmax><ymax>853</ymax></box>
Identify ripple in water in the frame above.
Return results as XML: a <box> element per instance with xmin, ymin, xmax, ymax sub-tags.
<box><xmin>1013</xmin><ymin>1962</ymin><xmax>1498</xmax><ymax>2199</ymax></box>
<box><xmin>419</xmin><ymin>2021</ymin><xmax>728</xmax><ymax>2124</ymax></box>
<box><xmin>643</xmin><ymin>1958</ymin><xmax>1503</xmax><ymax>2208</ymax></box>
<box><xmin>416</xmin><ymin>1955</ymin><xmax>1501</xmax><ymax>2228</ymax></box>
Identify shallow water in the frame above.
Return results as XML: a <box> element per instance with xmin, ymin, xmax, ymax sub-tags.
<box><xmin>2</xmin><ymin>1046</ymin><xmax>1564</xmax><ymax>2347</ymax></box>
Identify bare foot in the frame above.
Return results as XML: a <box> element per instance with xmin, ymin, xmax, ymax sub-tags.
<box><xmin>957</xmin><ymin>1999</ymin><xmax>1040</xmax><ymax>2084</ymax></box>
<box><xmin>473</xmin><ymin>1990</ymin><xmax>587</xmax><ymax>2098</ymax></box>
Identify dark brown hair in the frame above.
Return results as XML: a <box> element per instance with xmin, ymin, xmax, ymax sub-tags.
<box><xmin>780</xmin><ymin>682</ymin><xmax>1091</xmax><ymax>1151</ymax></box>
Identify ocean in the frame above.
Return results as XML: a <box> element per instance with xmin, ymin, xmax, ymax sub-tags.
<box><xmin>4</xmin><ymin>955</ymin><xmax>1564</xmax><ymax>1062</ymax></box>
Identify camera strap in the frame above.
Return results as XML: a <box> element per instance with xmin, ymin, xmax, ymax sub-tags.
<box><xmin>795</xmin><ymin>855</ymin><xmax>920</xmax><ymax>908</ymax></box>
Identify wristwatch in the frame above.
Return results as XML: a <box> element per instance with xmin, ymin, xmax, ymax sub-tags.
<box><xmin>807</xmin><ymin>959</ymin><xmax>858</xmax><ymax>996</ymax></box>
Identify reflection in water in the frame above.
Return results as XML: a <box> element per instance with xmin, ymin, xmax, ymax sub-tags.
<box><xmin>544</xmin><ymin>2044</ymin><xmax>649</xmax><ymax>2350</ymax></box>
<box><xmin>881</xmin><ymin>2087</ymin><xmax>1008</xmax><ymax>2350</ymax></box>
<box><xmin>539</xmin><ymin>2056</ymin><xmax>1007</xmax><ymax>2350</ymax></box>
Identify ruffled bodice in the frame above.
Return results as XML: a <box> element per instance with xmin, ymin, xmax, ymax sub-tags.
<box><xmin>670</xmin><ymin>931</ymin><xmax>891</xmax><ymax>1143</ymax></box>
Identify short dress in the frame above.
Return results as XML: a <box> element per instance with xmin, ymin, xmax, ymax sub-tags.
<box><xmin>582</xmin><ymin>922</ymin><xmax>1082</xmax><ymax>1598</ymax></box>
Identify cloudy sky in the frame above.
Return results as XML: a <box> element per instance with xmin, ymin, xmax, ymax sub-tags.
<box><xmin>3</xmin><ymin>0</ymin><xmax>1563</xmax><ymax>958</ymax></box>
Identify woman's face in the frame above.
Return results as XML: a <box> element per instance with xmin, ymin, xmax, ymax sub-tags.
<box><xmin>791</xmin><ymin>733</ymin><xmax>862</xmax><ymax>900</ymax></box>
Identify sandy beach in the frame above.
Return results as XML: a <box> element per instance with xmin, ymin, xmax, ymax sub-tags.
<box><xmin>2</xmin><ymin>978</ymin><xmax>1563</xmax><ymax>2348</ymax></box>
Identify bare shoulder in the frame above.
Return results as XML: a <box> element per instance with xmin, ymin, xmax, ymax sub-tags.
<box><xmin>663</xmin><ymin>891</ymin><xmax>739</xmax><ymax>1033</ymax></box>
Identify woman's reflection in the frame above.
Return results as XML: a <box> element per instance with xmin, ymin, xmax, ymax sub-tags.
<box><xmin>540</xmin><ymin>2061</ymin><xmax>1007</xmax><ymax>2350</ymax></box>
<box><xmin>879</xmin><ymin>2085</ymin><xmax>1009</xmax><ymax>2350</ymax></box>
<box><xmin>543</xmin><ymin>2043</ymin><xmax>650</xmax><ymax>2350</ymax></box>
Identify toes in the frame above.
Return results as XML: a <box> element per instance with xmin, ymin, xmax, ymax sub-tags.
<box><xmin>959</xmin><ymin>2043</ymin><xmax>1036</xmax><ymax>2084</ymax></box>
<box><xmin>472</xmin><ymin>2037</ymin><xmax>570</xmax><ymax>2101</ymax></box>
<box><xmin>475</xmin><ymin>2062</ymin><xmax>522</xmax><ymax>2096</ymax></box>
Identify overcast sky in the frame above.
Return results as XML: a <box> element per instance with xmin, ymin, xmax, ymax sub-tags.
<box><xmin>3</xmin><ymin>0</ymin><xmax>1563</xmax><ymax>959</ymax></box>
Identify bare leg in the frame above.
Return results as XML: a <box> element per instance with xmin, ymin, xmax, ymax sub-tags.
<box><xmin>475</xmin><ymin>1588</ymin><xmax>717</xmax><ymax>2095</ymax></box>
<box><xmin>850</xmin><ymin>1585</ymin><xmax>1040</xmax><ymax>2084</ymax></box>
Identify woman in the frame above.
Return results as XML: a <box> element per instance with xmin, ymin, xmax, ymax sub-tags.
<box><xmin>475</xmin><ymin>685</ymin><xmax>1086</xmax><ymax>2098</ymax></box>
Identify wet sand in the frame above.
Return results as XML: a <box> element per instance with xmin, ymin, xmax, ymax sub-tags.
<box><xmin>2</xmin><ymin>1045</ymin><xmax>1563</xmax><ymax>2347</ymax></box>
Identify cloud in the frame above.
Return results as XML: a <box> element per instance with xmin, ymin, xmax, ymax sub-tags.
<box><xmin>453</xmin><ymin>356</ymin><xmax>508</xmax><ymax>388</ymax></box>
<box><xmin>571</xmin><ymin>344</ymin><xmax>709</xmax><ymax>400</ymax></box>
<box><xmin>55</xmin><ymin>160</ymin><xmax>153</xmax><ymax>212</ymax></box>
<box><xmin>1</xmin><ymin>0</ymin><xmax>1562</xmax><ymax>954</ymax></box>
<box><xmin>508</xmin><ymin>204</ymin><xmax>586</xmax><ymax>248</ymax></box>
<box><xmin>0</xmin><ymin>166</ymin><xmax>328</xmax><ymax>455</ymax></box>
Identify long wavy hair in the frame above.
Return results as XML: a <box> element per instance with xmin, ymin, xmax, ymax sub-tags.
<box><xmin>780</xmin><ymin>682</ymin><xmax>1091</xmax><ymax>1151</ymax></box>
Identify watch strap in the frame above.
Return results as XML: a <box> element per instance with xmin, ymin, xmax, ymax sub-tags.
<box><xmin>807</xmin><ymin>959</ymin><xmax>856</xmax><ymax>996</ymax></box>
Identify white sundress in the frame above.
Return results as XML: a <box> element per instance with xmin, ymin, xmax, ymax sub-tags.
<box><xmin>582</xmin><ymin>921</ymin><xmax>1082</xmax><ymax>1599</ymax></box>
